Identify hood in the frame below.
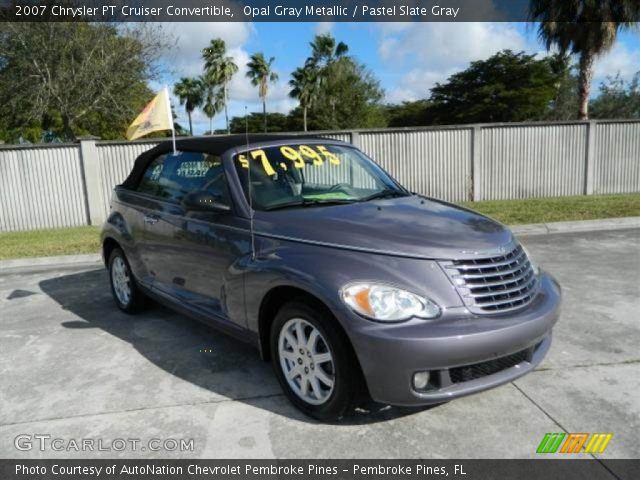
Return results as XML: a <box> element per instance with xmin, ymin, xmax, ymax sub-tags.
<box><xmin>253</xmin><ymin>196</ymin><xmax>515</xmax><ymax>260</ymax></box>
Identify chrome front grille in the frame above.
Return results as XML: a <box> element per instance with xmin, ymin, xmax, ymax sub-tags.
<box><xmin>440</xmin><ymin>244</ymin><xmax>538</xmax><ymax>314</ymax></box>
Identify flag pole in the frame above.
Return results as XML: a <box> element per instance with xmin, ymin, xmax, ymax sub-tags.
<box><xmin>165</xmin><ymin>85</ymin><xmax>177</xmax><ymax>155</ymax></box>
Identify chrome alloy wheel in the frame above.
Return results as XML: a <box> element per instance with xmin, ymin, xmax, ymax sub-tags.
<box><xmin>111</xmin><ymin>256</ymin><xmax>131</xmax><ymax>306</ymax></box>
<box><xmin>278</xmin><ymin>318</ymin><xmax>335</xmax><ymax>405</ymax></box>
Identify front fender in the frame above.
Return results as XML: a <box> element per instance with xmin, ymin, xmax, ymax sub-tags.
<box><xmin>99</xmin><ymin>209</ymin><xmax>148</xmax><ymax>283</ymax></box>
<box><xmin>244</xmin><ymin>236</ymin><xmax>463</xmax><ymax>337</ymax></box>
<box><xmin>100</xmin><ymin>212</ymin><xmax>131</xmax><ymax>256</ymax></box>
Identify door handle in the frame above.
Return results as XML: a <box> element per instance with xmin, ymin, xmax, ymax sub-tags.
<box><xmin>144</xmin><ymin>214</ymin><xmax>159</xmax><ymax>225</ymax></box>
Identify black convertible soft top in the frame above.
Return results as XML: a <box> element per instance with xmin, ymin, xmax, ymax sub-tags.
<box><xmin>120</xmin><ymin>134</ymin><xmax>313</xmax><ymax>190</ymax></box>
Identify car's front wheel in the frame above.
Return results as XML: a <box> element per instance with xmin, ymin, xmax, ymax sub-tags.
<box><xmin>270</xmin><ymin>301</ymin><xmax>361</xmax><ymax>420</ymax></box>
<box><xmin>108</xmin><ymin>248</ymin><xmax>146</xmax><ymax>313</ymax></box>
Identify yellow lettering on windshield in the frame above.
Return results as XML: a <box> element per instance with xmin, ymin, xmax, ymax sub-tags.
<box><xmin>299</xmin><ymin>144</ymin><xmax>323</xmax><ymax>166</ymax></box>
<box><xmin>317</xmin><ymin>145</ymin><xmax>341</xmax><ymax>165</ymax></box>
<box><xmin>250</xmin><ymin>149</ymin><xmax>276</xmax><ymax>176</ymax></box>
<box><xmin>280</xmin><ymin>146</ymin><xmax>305</xmax><ymax>168</ymax></box>
<box><xmin>238</xmin><ymin>145</ymin><xmax>341</xmax><ymax>175</ymax></box>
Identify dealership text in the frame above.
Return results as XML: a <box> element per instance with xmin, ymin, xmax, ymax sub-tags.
<box><xmin>16</xmin><ymin>463</ymin><xmax>464</xmax><ymax>476</ymax></box>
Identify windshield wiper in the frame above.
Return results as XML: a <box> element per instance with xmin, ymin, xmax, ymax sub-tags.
<box><xmin>358</xmin><ymin>188</ymin><xmax>409</xmax><ymax>202</ymax></box>
<box><xmin>264</xmin><ymin>198</ymin><xmax>356</xmax><ymax>211</ymax></box>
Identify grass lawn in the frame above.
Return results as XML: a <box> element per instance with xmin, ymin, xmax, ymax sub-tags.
<box><xmin>460</xmin><ymin>193</ymin><xmax>640</xmax><ymax>225</ymax></box>
<box><xmin>0</xmin><ymin>226</ymin><xmax>100</xmax><ymax>261</ymax></box>
<box><xmin>0</xmin><ymin>193</ymin><xmax>638</xmax><ymax>260</ymax></box>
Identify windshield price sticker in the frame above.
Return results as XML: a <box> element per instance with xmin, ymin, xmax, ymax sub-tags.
<box><xmin>238</xmin><ymin>145</ymin><xmax>340</xmax><ymax>175</ymax></box>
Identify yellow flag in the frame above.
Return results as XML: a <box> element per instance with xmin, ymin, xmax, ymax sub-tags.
<box><xmin>126</xmin><ymin>87</ymin><xmax>173</xmax><ymax>140</ymax></box>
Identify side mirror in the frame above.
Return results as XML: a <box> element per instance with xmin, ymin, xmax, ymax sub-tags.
<box><xmin>182</xmin><ymin>190</ymin><xmax>231</xmax><ymax>212</ymax></box>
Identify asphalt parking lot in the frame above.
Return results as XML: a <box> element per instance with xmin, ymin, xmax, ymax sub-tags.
<box><xmin>0</xmin><ymin>228</ymin><xmax>638</xmax><ymax>464</ymax></box>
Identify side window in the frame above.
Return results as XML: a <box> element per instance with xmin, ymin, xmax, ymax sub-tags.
<box><xmin>137</xmin><ymin>154</ymin><xmax>168</xmax><ymax>197</ymax></box>
<box><xmin>137</xmin><ymin>151</ymin><xmax>230</xmax><ymax>207</ymax></box>
<box><xmin>200</xmin><ymin>157</ymin><xmax>230</xmax><ymax>206</ymax></box>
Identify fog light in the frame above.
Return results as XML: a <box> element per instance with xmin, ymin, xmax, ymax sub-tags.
<box><xmin>413</xmin><ymin>371</ymin><xmax>431</xmax><ymax>391</ymax></box>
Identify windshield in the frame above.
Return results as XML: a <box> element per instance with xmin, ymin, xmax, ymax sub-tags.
<box><xmin>233</xmin><ymin>143</ymin><xmax>407</xmax><ymax>211</ymax></box>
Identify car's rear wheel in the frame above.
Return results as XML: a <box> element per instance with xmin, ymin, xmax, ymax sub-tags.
<box><xmin>108</xmin><ymin>248</ymin><xmax>146</xmax><ymax>313</ymax></box>
<box><xmin>270</xmin><ymin>301</ymin><xmax>360</xmax><ymax>420</ymax></box>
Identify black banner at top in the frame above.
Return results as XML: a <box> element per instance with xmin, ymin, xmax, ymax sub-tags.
<box><xmin>2</xmin><ymin>0</ymin><xmax>630</xmax><ymax>22</ymax></box>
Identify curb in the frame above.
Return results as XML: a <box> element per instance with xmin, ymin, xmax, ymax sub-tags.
<box><xmin>510</xmin><ymin>216</ymin><xmax>640</xmax><ymax>236</ymax></box>
<box><xmin>0</xmin><ymin>253</ymin><xmax>102</xmax><ymax>275</ymax></box>
<box><xmin>1</xmin><ymin>217</ymin><xmax>639</xmax><ymax>274</ymax></box>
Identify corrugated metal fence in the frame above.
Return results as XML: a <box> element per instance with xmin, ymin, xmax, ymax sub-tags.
<box><xmin>0</xmin><ymin>145</ymin><xmax>87</xmax><ymax>231</ymax></box>
<box><xmin>477</xmin><ymin>123</ymin><xmax>588</xmax><ymax>200</ymax></box>
<box><xmin>0</xmin><ymin>120</ymin><xmax>638</xmax><ymax>232</ymax></box>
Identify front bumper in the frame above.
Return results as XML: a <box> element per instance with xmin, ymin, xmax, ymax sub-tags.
<box><xmin>342</xmin><ymin>272</ymin><xmax>561</xmax><ymax>406</ymax></box>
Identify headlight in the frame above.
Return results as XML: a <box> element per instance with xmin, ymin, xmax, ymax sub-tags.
<box><xmin>522</xmin><ymin>245</ymin><xmax>540</xmax><ymax>276</ymax></box>
<box><xmin>340</xmin><ymin>283</ymin><xmax>440</xmax><ymax>322</ymax></box>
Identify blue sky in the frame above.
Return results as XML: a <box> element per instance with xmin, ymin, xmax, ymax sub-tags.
<box><xmin>156</xmin><ymin>22</ymin><xmax>640</xmax><ymax>133</ymax></box>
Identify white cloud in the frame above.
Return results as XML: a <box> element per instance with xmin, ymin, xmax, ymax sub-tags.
<box><xmin>376</xmin><ymin>22</ymin><xmax>537</xmax><ymax>102</ymax></box>
<box><xmin>158</xmin><ymin>23</ymin><xmax>296</xmax><ymax>133</ymax></box>
<box><xmin>160</xmin><ymin>22</ymin><xmax>253</xmax><ymax>77</ymax></box>
<box><xmin>226</xmin><ymin>48</ymin><xmax>296</xmax><ymax>115</ymax></box>
<box><xmin>378</xmin><ymin>21</ymin><xmax>640</xmax><ymax>103</ymax></box>
<box><xmin>314</xmin><ymin>22</ymin><xmax>334</xmax><ymax>35</ymax></box>
<box><xmin>226</xmin><ymin>48</ymin><xmax>255</xmax><ymax>101</ymax></box>
<box><xmin>385</xmin><ymin>69</ymin><xmax>457</xmax><ymax>103</ymax></box>
<box><xmin>594</xmin><ymin>42</ymin><xmax>640</xmax><ymax>83</ymax></box>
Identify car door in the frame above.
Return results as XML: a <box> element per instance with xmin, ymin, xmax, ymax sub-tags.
<box><xmin>140</xmin><ymin>150</ymin><xmax>250</xmax><ymax>329</ymax></box>
<box><xmin>132</xmin><ymin>151</ymin><xmax>191</xmax><ymax>300</ymax></box>
<box><xmin>175</xmin><ymin>153</ymin><xmax>250</xmax><ymax>329</ymax></box>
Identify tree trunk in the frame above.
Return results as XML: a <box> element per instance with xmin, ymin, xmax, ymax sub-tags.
<box><xmin>303</xmin><ymin>106</ymin><xmax>307</xmax><ymax>132</ymax></box>
<box><xmin>62</xmin><ymin>114</ymin><xmax>75</xmax><ymax>141</ymax></box>
<box><xmin>578</xmin><ymin>52</ymin><xmax>594</xmax><ymax>120</ymax></box>
<box><xmin>209</xmin><ymin>116</ymin><xmax>213</xmax><ymax>136</ymax></box>
<box><xmin>330</xmin><ymin>98</ymin><xmax>337</xmax><ymax>125</ymax></box>
<box><xmin>224</xmin><ymin>83</ymin><xmax>230</xmax><ymax>134</ymax></box>
<box><xmin>263</xmin><ymin>98</ymin><xmax>267</xmax><ymax>133</ymax></box>
<box><xmin>188</xmin><ymin>111</ymin><xmax>193</xmax><ymax>136</ymax></box>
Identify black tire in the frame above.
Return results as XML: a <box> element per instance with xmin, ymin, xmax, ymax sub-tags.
<box><xmin>270</xmin><ymin>300</ymin><xmax>362</xmax><ymax>421</ymax></box>
<box><xmin>108</xmin><ymin>248</ymin><xmax>147</xmax><ymax>313</ymax></box>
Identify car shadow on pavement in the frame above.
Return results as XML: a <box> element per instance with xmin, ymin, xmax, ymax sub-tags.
<box><xmin>40</xmin><ymin>268</ymin><xmax>437</xmax><ymax>425</ymax></box>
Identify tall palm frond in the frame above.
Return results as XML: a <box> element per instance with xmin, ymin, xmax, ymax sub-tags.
<box><xmin>173</xmin><ymin>77</ymin><xmax>203</xmax><ymax>135</ymax></box>
<box><xmin>201</xmin><ymin>73</ymin><xmax>224</xmax><ymax>134</ymax></box>
<box><xmin>202</xmin><ymin>38</ymin><xmax>238</xmax><ymax>134</ymax></box>
<box><xmin>289</xmin><ymin>66</ymin><xmax>320</xmax><ymax>131</ymax></box>
<box><xmin>529</xmin><ymin>0</ymin><xmax>639</xmax><ymax>119</ymax></box>
<box><xmin>246</xmin><ymin>53</ymin><xmax>279</xmax><ymax>132</ymax></box>
<box><xmin>307</xmin><ymin>33</ymin><xmax>349</xmax><ymax>68</ymax></box>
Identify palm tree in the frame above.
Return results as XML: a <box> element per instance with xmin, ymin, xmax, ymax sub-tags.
<box><xmin>289</xmin><ymin>66</ymin><xmax>320</xmax><ymax>132</ymax></box>
<box><xmin>173</xmin><ymin>77</ymin><xmax>203</xmax><ymax>136</ymax></box>
<box><xmin>246</xmin><ymin>53</ymin><xmax>279</xmax><ymax>132</ymax></box>
<box><xmin>306</xmin><ymin>33</ymin><xmax>349</xmax><ymax>69</ymax></box>
<box><xmin>305</xmin><ymin>34</ymin><xmax>349</xmax><ymax>123</ymax></box>
<box><xmin>530</xmin><ymin>0</ymin><xmax>639</xmax><ymax>120</ymax></box>
<box><xmin>202</xmin><ymin>38</ymin><xmax>238</xmax><ymax>134</ymax></box>
<box><xmin>201</xmin><ymin>73</ymin><xmax>224</xmax><ymax>135</ymax></box>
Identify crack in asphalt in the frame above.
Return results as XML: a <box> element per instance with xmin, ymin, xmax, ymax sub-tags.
<box><xmin>2</xmin><ymin>359</ymin><xmax>637</xmax><ymax>430</ymax></box>
<box><xmin>511</xmin><ymin>382</ymin><xmax>623</xmax><ymax>480</ymax></box>
<box><xmin>533</xmin><ymin>358</ymin><xmax>640</xmax><ymax>372</ymax></box>
<box><xmin>0</xmin><ymin>392</ymin><xmax>285</xmax><ymax>429</ymax></box>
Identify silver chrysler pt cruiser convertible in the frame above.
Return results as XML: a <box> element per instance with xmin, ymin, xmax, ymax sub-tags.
<box><xmin>101</xmin><ymin>135</ymin><xmax>561</xmax><ymax>420</ymax></box>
